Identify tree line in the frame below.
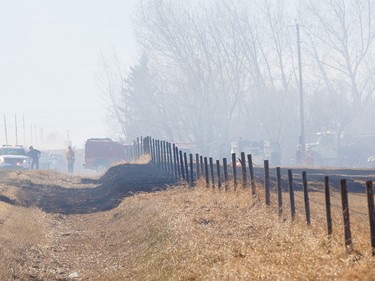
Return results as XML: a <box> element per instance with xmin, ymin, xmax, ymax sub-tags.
<box><xmin>99</xmin><ymin>0</ymin><xmax>375</xmax><ymax>162</ymax></box>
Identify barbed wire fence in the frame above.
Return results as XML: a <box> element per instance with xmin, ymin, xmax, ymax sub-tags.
<box><xmin>129</xmin><ymin>136</ymin><xmax>375</xmax><ymax>257</ymax></box>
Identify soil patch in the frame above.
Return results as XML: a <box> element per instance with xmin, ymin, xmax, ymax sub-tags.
<box><xmin>0</xmin><ymin>163</ymin><xmax>176</xmax><ymax>214</ymax></box>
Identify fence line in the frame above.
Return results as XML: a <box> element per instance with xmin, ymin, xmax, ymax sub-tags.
<box><xmin>129</xmin><ymin>136</ymin><xmax>375</xmax><ymax>257</ymax></box>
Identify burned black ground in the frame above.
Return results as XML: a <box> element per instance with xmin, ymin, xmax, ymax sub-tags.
<box><xmin>0</xmin><ymin>163</ymin><xmax>176</xmax><ymax>214</ymax></box>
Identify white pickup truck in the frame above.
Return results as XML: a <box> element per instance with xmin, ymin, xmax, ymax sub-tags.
<box><xmin>0</xmin><ymin>145</ymin><xmax>31</xmax><ymax>170</ymax></box>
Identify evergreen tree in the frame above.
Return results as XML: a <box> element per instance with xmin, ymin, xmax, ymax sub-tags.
<box><xmin>119</xmin><ymin>53</ymin><xmax>162</xmax><ymax>140</ymax></box>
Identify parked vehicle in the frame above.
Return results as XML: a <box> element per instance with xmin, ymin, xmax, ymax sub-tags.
<box><xmin>39</xmin><ymin>152</ymin><xmax>51</xmax><ymax>169</ymax></box>
<box><xmin>231</xmin><ymin>139</ymin><xmax>281</xmax><ymax>166</ymax></box>
<box><xmin>0</xmin><ymin>145</ymin><xmax>31</xmax><ymax>170</ymax></box>
<box><xmin>309</xmin><ymin>131</ymin><xmax>375</xmax><ymax>167</ymax></box>
<box><xmin>83</xmin><ymin>138</ymin><xmax>126</xmax><ymax>171</ymax></box>
<box><xmin>173</xmin><ymin>142</ymin><xmax>198</xmax><ymax>155</ymax></box>
<box><xmin>49</xmin><ymin>153</ymin><xmax>65</xmax><ymax>171</ymax></box>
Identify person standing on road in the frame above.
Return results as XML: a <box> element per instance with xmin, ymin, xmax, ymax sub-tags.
<box><xmin>305</xmin><ymin>145</ymin><xmax>314</xmax><ymax>167</ymax></box>
<box><xmin>66</xmin><ymin>146</ymin><xmax>75</xmax><ymax>173</ymax></box>
<box><xmin>27</xmin><ymin>146</ymin><xmax>41</xmax><ymax>170</ymax></box>
<box><xmin>296</xmin><ymin>144</ymin><xmax>303</xmax><ymax>166</ymax></box>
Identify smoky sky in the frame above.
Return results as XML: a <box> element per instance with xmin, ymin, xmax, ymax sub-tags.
<box><xmin>0</xmin><ymin>0</ymin><xmax>137</xmax><ymax>148</ymax></box>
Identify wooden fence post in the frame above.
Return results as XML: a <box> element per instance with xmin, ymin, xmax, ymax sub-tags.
<box><xmin>165</xmin><ymin>141</ymin><xmax>169</xmax><ymax>174</ymax></box>
<box><xmin>232</xmin><ymin>153</ymin><xmax>237</xmax><ymax>190</ymax></box>
<box><xmin>147</xmin><ymin>136</ymin><xmax>151</xmax><ymax>155</ymax></box>
<box><xmin>200</xmin><ymin>155</ymin><xmax>204</xmax><ymax>177</ymax></box>
<box><xmin>160</xmin><ymin>140</ymin><xmax>164</xmax><ymax>172</ymax></box>
<box><xmin>157</xmin><ymin>140</ymin><xmax>161</xmax><ymax>170</ymax></box>
<box><xmin>189</xmin><ymin>154</ymin><xmax>194</xmax><ymax>187</ymax></box>
<box><xmin>160</xmin><ymin>140</ymin><xmax>165</xmax><ymax>172</ymax></box>
<box><xmin>151</xmin><ymin>138</ymin><xmax>155</xmax><ymax>164</ymax></box>
<box><xmin>288</xmin><ymin>169</ymin><xmax>296</xmax><ymax>221</ymax></box>
<box><xmin>216</xmin><ymin>160</ymin><xmax>222</xmax><ymax>190</ymax></box>
<box><xmin>167</xmin><ymin>142</ymin><xmax>171</xmax><ymax>174</ymax></box>
<box><xmin>264</xmin><ymin>160</ymin><xmax>270</xmax><ymax>206</ymax></box>
<box><xmin>136</xmin><ymin>137</ymin><xmax>140</xmax><ymax>159</ymax></box>
<box><xmin>223</xmin><ymin>158</ymin><xmax>228</xmax><ymax>192</ymax></box>
<box><xmin>169</xmin><ymin>143</ymin><xmax>173</xmax><ymax>176</ymax></box>
<box><xmin>142</xmin><ymin>136</ymin><xmax>147</xmax><ymax>155</ymax></box>
<box><xmin>204</xmin><ymin>157</ymin><xmax>209</xmax><ymax>188</ymax></box>
<box><xmin>169</xmin><ymin>143</ymin><xmax>176</xmax><ymax>178</ymax></box>
<box><xmin>302</xmin><ymin>171</ymin><xmax>311</xmax><ymax>225</ymax></box>
<box><xmin>160</xmin><ymin>141</ymin><xmax>167</xmax><ymax>173</ymax></box>
<box><xmin>340</xmin><ymin>179</ymin><xmax>353</xmax><ymax>254</ymax></box>
<box><xmin>179</xmin><ymin>150</ymin><xmax>185</xmax><ymax>180</ymax></box>
<box><xmin>241</xmin><ymin>152</ymin><xmax>247</xmax><ymax>189</ymax></box>
<box><xmin>162</xmin><ymin>141</ymin><xmax>167</xmax><ymax>173</ymax></box>
<box><xmin>142</xmin><ymin>137</ymin><xmax>147</xmax><ymax>155</ymax></box>
<box><xmin>163</xmin><ymin>141</ymin><xmax>167</xmax><ymax>173</ymax></box>
<box><xmin>247</xmin><ymin>154</ymin><xmax>256</xmax><ymax>196</ymax></box>
<box><xmin>366</xmin><ymin>180</ymin><xmax>375</xmax><ymax>256</ymax></box>
<box><xmin>196</xmin><ymin>154</ymin><xmax>200</xmax><ymax>179</ymax></box>
<box><xmin>169</xmin><ymin>143</ymin><xmax>174</xmax><ymax>176</ymax></box>
<box><xmin>153</xmin><ymin>139</ymin><xmax>156</xmax><ymax>164</ymax></box>
<box><xmin>165</xmin><ymin>142</ymin><xmax>170</xmax><ymax>174</ymax></box>
<box><xmin>276</xmin><ymin>167</ymin><xmax>282</xmax><ymax>217</ymax></box>
<box><xmin>159</xmin><ymin>140</ymin><xmax>163</xmax><ymax>170</ymax></box>
<box><xmin>184</xmin><ymin>152</ymin><xmax>189</xmax><ymax>182</ymax></box>
<box><xmin>153</xmin><ymin>139</ymin><xmax>156</xmax><ymax>165</ymax></box>
<box><xmin>148</xmin><ymin>136</ymin><xmax>152</xmax><ymax>155</ymax></box>
<box><xmin>324</xmin><ymin>176</ymin><xmax>332</xmax><ymax>236</ymax></box>
<box><xmin>209</xmin><ymin>157</ymin><xmax>215</xmax><ymax>188</ymax></box>
<box><xmin>142</xmin><ymin>136</ymin><xmax>144</xmax><ymax>155</ymax></box>
<box><xmin>134</xmin><ymin>140</ymin><xmax>138</xmax><ymax>162</ymax></box>
<box><xmin>133</xmin><ymin>138</ymin><xmax>137</xmax><ymax>159</ymax></box>
<box><xmin>164</xmin><ymin>141</ymin><xmax>168</xmax><ymax>173</ymax></box>
<box><xmin>165</xmin><ymin>141</ymin><xmax>169</xmax><ymax>173</ymax></box>
<box><xmin>175</xmin><ymin>146</ymin><xmax>181</xmax><ymax>180</ymax></box>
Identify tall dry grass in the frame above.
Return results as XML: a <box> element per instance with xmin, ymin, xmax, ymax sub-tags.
<box><xmin>92</xmin><ymin>179</ymin><xmax>375</xmax><ymax>280</ymax></box>
<box><xmin>0</xmin><ymin>173</ymin><xmax>374</xmax><ymax>280</ymax></box>
<box><xmin>0</xmin><ymin>203</ymin><xmax>52</xmax><ymax>280</ymax></box>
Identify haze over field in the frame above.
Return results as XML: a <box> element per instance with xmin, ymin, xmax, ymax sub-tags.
<box><xmin>2</xmin><ymin>2</ymin><xmax>375</xmax><ymax>279</ymax></box>
<box><xmin>0</xmin><ymin>0</ymin><xmax>138</xmax><ymax>149</ymax></box>
<box><xmin>1</xmin><ymin>0</ymin><xmax>375</xmax><ymax>168</ymax></box>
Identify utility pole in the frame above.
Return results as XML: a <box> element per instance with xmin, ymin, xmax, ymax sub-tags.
<box><xmin>40</xmin><ymin>128</ymin><xmax>43</xmax><ymax>145</ymax></box>
<box><xmin>30</xmin><ymin>124</ymin><xmax>33</xmax><ymax>144</ymax></box>
<box><xmin>22</xmin><ymin>116</ymin><xmax>26</xmax><ymax>146</ymax></box>
<box><xmin>3</xmin><ymin>115</ymin><xmax>8</xmax><ymax>145</ymax></box>
<box><xmin>296</xmin><ymin>21</ymin><xmax>306</xmax><ymax>152</ymax></box>
<box><xmin>15</xmin><ymin>114</ymin><xmax>18</xmax><ymax>145</ymax></box>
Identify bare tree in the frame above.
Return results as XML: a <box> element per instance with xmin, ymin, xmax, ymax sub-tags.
<box><xmin>99</xmin><ymin>0</ymin><xmax>375</xmax><ymax>165</ymax></box>
<box><xmin>96</xmin><ymin>52</ymin><xmax>127</xmax><ymax>139</ymax></box>
<box><xmin>302</xmin><ymin>0</ymin><xmax>375</xmax><ymax>138</ymax></box>
<box><xmin>134</xmin><ymin>0</ymin><xmax>251</xmax><ymax>154</ymax></box>
<box><xmin>234</xmin><ymin>0</ymin><xmax>300</xmax><ymax>156</ymax></box>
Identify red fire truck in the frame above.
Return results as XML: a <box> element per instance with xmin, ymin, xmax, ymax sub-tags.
<box><xmin>83</xmin><ymin>138</ymin><xmax>126</xmax><ymax>171</ymax></box>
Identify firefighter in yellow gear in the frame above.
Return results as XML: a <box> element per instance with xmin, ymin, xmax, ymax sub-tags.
<box><xmin>66</xmin><ymin>146</ymin><xmax>75</xmax><ymax>173</ymax></box>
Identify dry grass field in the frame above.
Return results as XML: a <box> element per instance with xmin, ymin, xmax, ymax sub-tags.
<box><xmin>0</xmin><ymin>165</ymin><xmax>374</xmax><ymax>280</ymax></box>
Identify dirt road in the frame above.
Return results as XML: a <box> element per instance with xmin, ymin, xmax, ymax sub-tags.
<box><xmin>0</xmin><ymin>163</ymin><xmax>176</xmax><ymax>280</ymax></box>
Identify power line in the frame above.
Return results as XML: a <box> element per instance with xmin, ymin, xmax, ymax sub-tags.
<box><xmin>296</xmin><ymin>20</ymin><xmax>306</xmax><ymax>152</ymax></box>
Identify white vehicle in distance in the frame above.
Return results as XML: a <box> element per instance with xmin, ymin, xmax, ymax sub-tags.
<box><xmin>0</xmin><ymin>145</ymin><xmax>31</xmax><ymax>170</ymax></box>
